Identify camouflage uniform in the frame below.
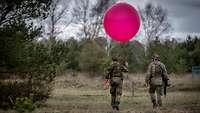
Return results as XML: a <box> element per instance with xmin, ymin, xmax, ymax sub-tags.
<box><xmin>105</xmin><ymin>58</ymin><xmax>128</xmax><ymax>110</ymax></box>
<box><xmin>145</xmin><ymin>55</ymin><xmax>169</xmax><ymax>108</ymax></box>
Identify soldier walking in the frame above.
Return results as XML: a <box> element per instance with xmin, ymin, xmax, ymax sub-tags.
<box><xmin>145</xmin><ymin>54</ymin><xmax>170</xmax><ymax>108</ymax></box>
<box><xmin>104</xmin><ymin>56</ymin><xmax>128</xmax><ymax>111</ymax></box>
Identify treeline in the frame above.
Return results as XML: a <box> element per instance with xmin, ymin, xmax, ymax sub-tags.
<box><xmin>2</xmin><ymin>34</ymin><xmax>198</xmax><ymax>77</ymax></box>
<box><xmin>147</xmin><ymin>36</ymin><xmax>200</xmax><ymax>73</ymax></box>
<box><xmin>45</xmin><ymin>35</ymin><xmax>200</xmax><ymax>74</ymax></box>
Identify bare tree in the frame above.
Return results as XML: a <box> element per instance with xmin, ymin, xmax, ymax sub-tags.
<box><xmin>72</xmin><ymin>0</ymin><xmax>116</xmax><ymax>39</ymax></box>
<box><xmin>139</xmin><ymin>3</ymin><xmax>172</xmax><ymax>46</ymax></box>
<box><xmin>72</xmin><ymin>0</ymin><xmax>90</xmax><ymax>39</ymax></box>
<box><xmin>46</xmin><ymin>0</ymin><xmax>72</xmax><ymax>40</ymax></box>
<box><xmin>90</xmin><ymin>0</ymin><xmax>117</xmax><ymax>39</ymax></box>
<box><xmin>0</xmin><ymin>0</ymin><xmax>52</xmax><ymax>26</ymax></box>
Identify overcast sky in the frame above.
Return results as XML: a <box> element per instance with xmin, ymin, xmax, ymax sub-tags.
<box><xmin>127</xmin><ymin>0</ymin><xmax>200</xmax><ymax>32</ymax></box>
<box><xmin>53</xmin><ymin>0</ymin><xmax>200</xmax><ymax>42</ymax></box>
<box><xmin>125</xmin><ymin>0</ymin><xmax>200</xmax><ymax>40</ymax></box>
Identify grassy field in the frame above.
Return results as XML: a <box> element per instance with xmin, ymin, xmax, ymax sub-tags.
<box><xmin>1</xmin><ymin>73</ymin><xmax>200</xmax><ymax>113</ymax></box>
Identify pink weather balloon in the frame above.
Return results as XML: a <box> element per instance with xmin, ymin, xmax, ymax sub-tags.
<box><xmin>103</xmin><ymin>2</ymin><xmax>140</xmax><ymax>42</ymax></box>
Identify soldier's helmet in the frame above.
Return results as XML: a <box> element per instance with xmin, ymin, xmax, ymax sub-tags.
<box><xmin>112</xmin><ymin>56</ymin><xmax>119</xmax><ymax>61</ymax></box>
<box><xmin>152</xmin><ymin>54</ymin><xmax>160</xmax><ymax>61</ymax></box>
<box><xmin>112</xmin><ymin>54</ymin><xmax>124</xmax><ymax>61</ymax></box>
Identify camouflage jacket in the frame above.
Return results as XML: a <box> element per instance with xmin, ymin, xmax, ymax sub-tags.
<box><xmin>145</xmin><ymin>61</ymin><xmax>169</xmax><ymax>85</ymax></box>
<box><xmin>105</xmin><ymin>61</ymin><xmax>128</xmax><ymax>80</ymax></box>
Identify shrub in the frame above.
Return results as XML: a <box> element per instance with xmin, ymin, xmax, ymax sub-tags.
<box><xmin>0</xmin><ymin>74</ymin><xmax>53</xmax><ymax>109</ymax></box>
<box><xmin>79</xmin><ymin>40</ymin><xmax>107</xmax><ymax>75</ymax></box>
<box><xmin>14</xmin><ymin>97</ymin><xmax>36</xmax><ymax>113</ymax></box>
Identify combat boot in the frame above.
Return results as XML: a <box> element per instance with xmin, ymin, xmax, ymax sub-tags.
<box><xmin>153</xmin><ymin>103</ymin><xmax>157</xmax><ymax>109</ymax></box>
<box><xmin>158</xmin><ymin>100</ymin><xmax>162</xmax><ymax>107</ymax></box>
<box><xmin>112</xmin><ymin>105</ymin><xmax>118</xmax><ymax>110</ymax></box>
<box><xmin>115</xmin><ymin>106</ymin><xmax>119</xmax><ymax>111</ymax></box>
<box><xmin>115</xmin><ymin>101</ymin><xmax>120</xmax><ymax>111</ymax></box>
<box><xmin>152</xmin><ymin>100</ymin><xmax>157</xmax><ymax>109</ymax></box>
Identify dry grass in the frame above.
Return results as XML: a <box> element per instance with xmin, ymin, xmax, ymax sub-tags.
<box><xmin>53</xmin><ymin>73</ymin><xmax>200</xmax><ymax>92</ymax></box>
<box><xmin>1</xmin><ymin>73</ymin><xmax>200</xmax><ymax>113</ymax></box>
<box><xmin>36</xmin><ymin>73</ymin><xmax>200</xmax><ymax>113</ymax></box>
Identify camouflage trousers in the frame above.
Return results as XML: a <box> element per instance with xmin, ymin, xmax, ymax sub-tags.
<box><xmin>110</xmin><ymin>77</ymin><xmax>123</xmax><ymax>107</ymax></box>
<box><xmin>149</xmin><ymin>85</ymin><xmax>163</xmax><ymax>107</ymax></box>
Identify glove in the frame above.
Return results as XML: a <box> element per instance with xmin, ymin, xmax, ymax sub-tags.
<box><xmin>166</xmin><ymin>79</ymin><xmax>171</xmax><ymax>87</ymax></box>
<box><xmin>103</xmin><ymin>79</ymin><xmax>109</xmax><ymax>90</ymax></box>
